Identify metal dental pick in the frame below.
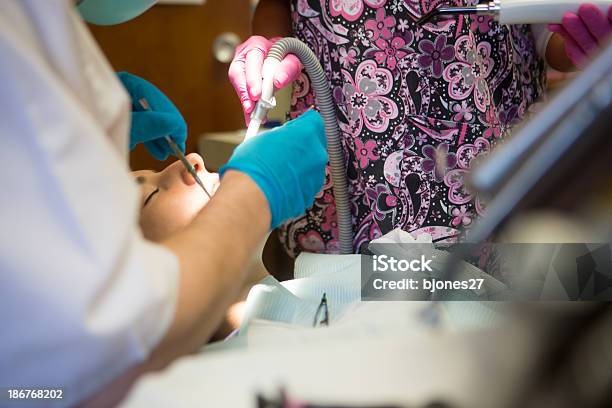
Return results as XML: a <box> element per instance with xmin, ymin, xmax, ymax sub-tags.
<box><xmin>138</xmin><ymin>98</ymin><xmax>211</xmax><ymax>198</ymax></box>
<box><xmin>164</xmin><ymin>135</ymin><xmax>212</xmax><ymax>198</ymax></box>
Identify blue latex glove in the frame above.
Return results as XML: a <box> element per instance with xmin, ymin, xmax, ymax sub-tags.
<box><xmin>117</xmin><ymin>72</ymin><xmax>187</xmax><ymax>161</ymax></box>
<box><xmin>220</xmin><ymin>110</ymin><xmax>328</xmax><ymax>229</ymax></box>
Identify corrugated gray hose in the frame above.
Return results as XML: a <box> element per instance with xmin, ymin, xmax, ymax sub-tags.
<box><xmin>266</xmin><ymin>38</ymin><xmax>353</xmax><ymax>254</ymax></box>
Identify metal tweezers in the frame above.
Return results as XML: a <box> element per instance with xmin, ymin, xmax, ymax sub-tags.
<box><xmin>313</xmin><ymin>293</ymin><xmax>329</xmax><ymax>327</ymax></box>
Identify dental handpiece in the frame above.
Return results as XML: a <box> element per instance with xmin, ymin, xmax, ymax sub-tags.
<box><xmin>417</xmin><ymin>0</ymin><xmax>611</xmax><ymax>25</ymax></box>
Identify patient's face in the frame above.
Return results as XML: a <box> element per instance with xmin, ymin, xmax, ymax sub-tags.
<box><xmin>132</xmin><ymin>153</ymin><xmax>220</xmax><ymax>242</ymax></box>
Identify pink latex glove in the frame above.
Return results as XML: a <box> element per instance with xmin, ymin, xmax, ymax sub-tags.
<box><xmin>228</xmin><ymin>35</ymin><xmax>302</xmax><ymax>124</ymax></box>
<box><xmin>548</xmin><ymin>4</ymin><xmax>612</xmax><ymax>69</ymax></box>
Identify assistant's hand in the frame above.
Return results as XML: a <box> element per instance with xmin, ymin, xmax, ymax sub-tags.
<box><xmin>117</xmin><ymin>72</ymin><xmax>187</xmax><ymax>161</ymax></box>
<box><xmin>220</xmin><ymin>110</ymin><xmax>327</xmax><ymax>229</ymax></box>
<box><xmin>548</xmin><ymin>4</ymin><xmax>612</xmax><ymax>69</ymax></box>
<box><xmin>228</xmin><ymin>36</ymin><xmax>302</xmax><ymax>125</ymax></box>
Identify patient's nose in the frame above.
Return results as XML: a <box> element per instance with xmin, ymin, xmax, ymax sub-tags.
<box><xmin>180</xmin><ymin>153</ymin><xmax>206</xmax><ymax>186</ymax></box>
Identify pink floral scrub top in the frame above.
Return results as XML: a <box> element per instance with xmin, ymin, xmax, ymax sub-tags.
<box><xmin>279</xmin><ymin>0</ymin><xmax>546</xmax><ymax>256</ymax></box>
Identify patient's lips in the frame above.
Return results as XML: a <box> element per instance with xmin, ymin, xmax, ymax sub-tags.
<box><xmin>198</xmin><ymin>170</ymin><xmax>220</xmax><ymax>196</ymax></box>
<box><xmin>198</xmin><ymin>169</ymin><xmax>220</xmax><ymax>195</ymax></box>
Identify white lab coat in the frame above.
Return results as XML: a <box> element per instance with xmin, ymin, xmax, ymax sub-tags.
<box><xmin>0</xmin><ymin>0</ymin><xmax>178</xmax><ymax>405</ymax></box>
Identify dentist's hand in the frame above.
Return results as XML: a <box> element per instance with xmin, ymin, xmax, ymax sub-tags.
<box><xmin>220</xmin><ymin>110</ymin><xmax>327</xmax><ymax>229</ymax></box>
<box><xmin>228</xmin><ymin>36</ymin><xmax>302</xmax><ymax>125</ymax></box>
<box><xmin>548</xmin><ymin>4</ymin><xmax>612</xmax><ymax>69</ymax></box>
<box><xmin>118</xmin><ymin>72</ymin><xmax>187</xmax><ymax>161</ymax></box>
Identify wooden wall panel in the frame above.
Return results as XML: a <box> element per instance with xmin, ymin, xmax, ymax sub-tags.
<box><xmin>89</xmin><ymin>1</ymin><xmax>251</xmax><ymax>171</ymax></box>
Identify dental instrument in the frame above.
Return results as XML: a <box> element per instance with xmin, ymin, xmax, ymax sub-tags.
<box><xmin>416</xmin><ymin>0</ymin><xmax>611</xmax><ymax>25</ymax></box>
<box><xmin>164</xmin><ymin>135</ymin><xmax>212</xmax><ymax>198</ymax></box>
<box><xmin>313</xmin><ymin>293</ymin><xmax>330</xmax><ymax>327</ymax></box>
<box><xmin>138</xmin><ymin>98</ymin><xmax>211</xmax><ymax>198</ymax></box>
<box><xmin>244</xmin><ymin>38</ymin><xmax>353</xmax><ymax>254</ymax></box>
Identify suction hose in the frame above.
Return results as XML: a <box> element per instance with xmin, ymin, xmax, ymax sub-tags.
<box><xmin>247</xmin><ymin>38</ymin><xmax>353</xmax><ymax>254</ymax></box>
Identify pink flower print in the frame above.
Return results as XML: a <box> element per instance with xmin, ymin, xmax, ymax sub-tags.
<box><xmin>470</xmin><ymin>15</ymin><xmax>492</xmax><ymax>34</ymax></box>
<box><xmin>418</xmin><ymin>35</ymin><xmax>454</xmax><ymax>78</ymax></box>
<box><xmin>341</xmin><ymin>60</ymin><xmax>398</xmax><ymax>133</ymax></box>
<box><xmin>482</xmin><ymin>126</ymin><xmax>501</xmax><ymax>138</ymax></box>
<box><xmin>355</xmin><ymin>138</ymin><xmax>379</xmax><ymax>169</ymax></box>
<box><xmin>444</xmin><ymin>169</ymin><xmax>470</xmax><ymax>205</ymax></box>
<box><xmin>383</xmin><ymin>150</ymin><xmax>403</xmax><ymax>186</ymax></box>
<box><xmin>374</xmin><ymin>36</ymin><xmax>411</xmax><ymax>70</ymax></box>
<box><xmin>443</xmin><ymin>35</ymin><xmax>494</xmax><ymax>112</ymax></box>
<box><xmin>291</xmin><ymin>72</ymin><xmax>310</xmax><ymax>105</ymax></box>
<box><xmin>329</xmin><ymin>0</ymin><xmax>386</xmax><ymax>22</ymax></box>
<box><xmin>339</xmin><ymin>47</ymin><xmax>358</xmax><ymax>68</ymax></box>
<box><xmin>481</xmin><ymin>107</ymin><xmax>502</xmax><ymax>138</ymax></box>
<box><xmin>321</xmin><ymin>204</ymin><xmax>338</xmax><ymax>235</ymax></box>
<box><xmin>398</xmin><ymin>58</ymin><xmax>410</xmax><ymax>69</ymax></box>
<box><xmin>365</xmin><ymin>8</ymin><xmax>396</xmax><ymax>41</ymax></box>
<box><xmin>452</xmin><ymin>100</ymin><xmax>474</xmax><ymax>122</ymax></box>
<box><xmin>354</xmin><ymin>26</ymin><xmax>371</xmax><ymax>47</ymax></box>
<box><xmin>416</xmin><ymin>132</ymin><xmax>427</xmax><ymax>145</ymax></box>
<box><xmin>444</xmin><ymin>137</ymin><xmax>490</xmax><ymax>215</ymax></box>
<box><xmin>414</xmin><ymin>27</ymin><xmax>424</xmax><ymax>41</ymax></box>
<box><xmin>451</xmin><ymin>206</ymin><xmax>472</xmax><ymax>227</ymax></box>
<box><xmin>331</xmin><ymin>48</ymin><xmax>340</xmax><ymax>62</ymax></box>
<box><xmin>365</xmin><ymin>183</ymin><xmax>398</xmax><ymax>221</ymax></box>
<box><xmin>421</xmin><ymin>143</ymin><xmax>457</xmax><ymax>182</ymax></box>
<box><xmin>329</xmin><ymin>0</ymin><xmax>363</xmax><ymax>21</ymax></box>
<box><xmin>297</xmin><ymin>230</ymin><xmax>326</xmax><ymax>253</ymax></box>
<box><xmin>456</xmin><ymin>137</ymin><xmax>490</xmax><ymax>169</ymax></box>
